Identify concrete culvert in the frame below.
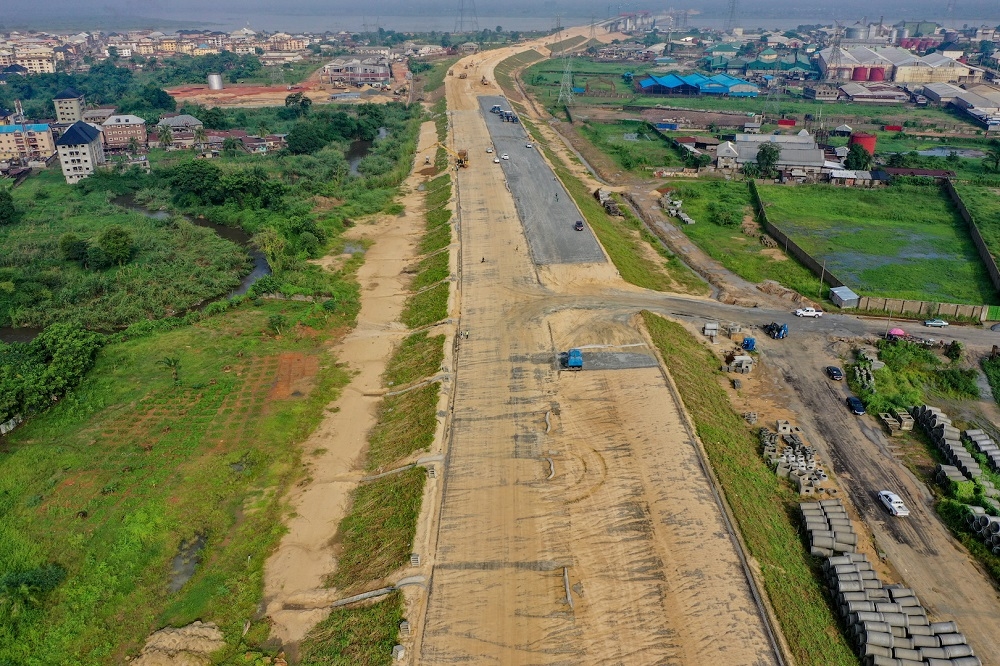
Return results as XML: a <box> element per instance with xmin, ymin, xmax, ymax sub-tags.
<box><xmin>870</xmin><ymin>657</ymin><xmax>902</xmax><ymax>666</ymax></box>
<box><xmin>938</xmin><ymin>633</ymin><xmax>969</xmax><ymax>646</ymax></box>
<box><xmin>864</xmin><ymin>631</ymin><xmax>895</xmax><ymax>648</ymax></box>
<box><xmin>911</xmin><ymin>634</ymin><xmax>941</xmax><ymax>648</ymax></box>
<box><xmin>930</xmin><ymin>621</ymin><xmax>959</xmax><ymax>634</ymax></box>
<box><xmin>891</xmin><ymin>647</ymin><xmax>922</xmax><ymax>661</ymax></box>
<box><xmin>862</xmin><ymin>643</ymin><xmax>894</xmax><ymax>658</ymax></box>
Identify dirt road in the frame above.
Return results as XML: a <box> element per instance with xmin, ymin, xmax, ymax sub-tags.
<box><xmin>414</xmin><ymin>38</ymin><xmax>779</xmax><ymax>665</ymax></box>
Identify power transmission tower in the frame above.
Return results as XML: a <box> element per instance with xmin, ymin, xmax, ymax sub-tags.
<box><xmin>590</xmin><ymin>16</ymin><xmax>597</xmax><ymax>40</ymax></box>
<box><xmin>455</xmin><ymin>0</ymin><xmax>479</xmax><ymax>34</ymax></box>
<box><xmin>554</xmin><ymin>15</ymin><xmax>563</xmax><ymax>40</ymax></box>
<box><xmin>946</xmin><ymin>0</ymin><xmax>956</xmax><ymax>27</ymax></box>
<box><xmin>557</xmin><ymin>57</ymin><xmax>574</xmax><ymax>106</ymax></box>
<box><xmin>724</xmin><ymin>0</ymin><xmax>739</xmax><ymax>33</ymax></box>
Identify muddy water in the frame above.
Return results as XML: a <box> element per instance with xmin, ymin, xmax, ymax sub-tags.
<box><xmin>347</xmin><ymin>127</ymin><xmax>389</xmax><ymax>176</ymax></box>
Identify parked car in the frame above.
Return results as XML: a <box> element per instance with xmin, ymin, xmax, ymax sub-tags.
<box><xmin>795</xmin><ymin>307</ymin><xmax>823</xmax><ymax>318</ymax></box>
<box><xmin>826</xmin><ymin>366</ymin><xmax>844</xmax><ymax>381</ymax></box>
<box><xmin>486</xmin><ymin>147</ymin><xmax>494</xmax><ymax>153</ymax></box>
<box><xmin>846</xmin><ymin>396</ymin><xmax>866</xmax><ymax>415</ymax></box>
<box><xmin>574</xmin><ymin>220</ymin><xmax>584</xmax><ymax>231</ymax></box>
<box><xmin>924</xmin><ymin>319</ymin><xmax>949</xmax><ymax>328</ymax></box>
<box><xmin>878</xmin><ymin>490</ymin><xmax>910</xmax><ymax>517</ymax></box>
<box><xmin>525</xmin><ymin>142</ymin><xmax>533</xmax><ymax>148</ymax></box>
<box><xmin>501</xmin><ymin>154</ymin><xmax>509</xmax><ymax>160</ymax></box>
<box><xmin>493</xmin><ymin>157</ymin><xmax>500</xmax><ymax>163</ymax></box>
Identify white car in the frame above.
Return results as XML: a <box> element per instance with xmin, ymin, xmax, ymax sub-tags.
<box><xmin>794</xmin><ymin>307</ymin><xmax>823</xmax><ymax>318</ymax></box>
<box><xmin>526</xmin><ymin>142</ymin><xmax>533</xmax><ymax>148</ymax></box>
<box><xmin>501</xmin><ymin>154</ymin><xmax>509</xmax><ymax>160</ymax></box>
<box><xmin>486</xmin><ymin>147</ymin><xmax>494</xmax><ymax>153</ymax></box>
<box><xmin>493</xmin><ymin>157</ymin><xmax>500</xmax><ymax>163</ymax></box>
<box><xmin>878</xmin><ymin>490</ymin><xmax>910</xmax><ymax>517</ymax></box>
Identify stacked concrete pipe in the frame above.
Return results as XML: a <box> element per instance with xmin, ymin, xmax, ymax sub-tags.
<box><xmin>800</xmin><ymin>500</ymin><xmax>857</xmax><ymax>557</ymax></box>
<box><xmin>822</xmin><ymin>553</ymin><xmax>980</xmax><ymax>665</ymax></box>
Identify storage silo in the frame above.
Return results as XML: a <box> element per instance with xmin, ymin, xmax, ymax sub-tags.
<box><xmin>845</xmin><ymin>26</ymin><xmax>864</xmax><ymax>39</ymax></box>
<box><xmin>207</xmin><ymin>73</ymin><xmax>224</xmax><ymax>90</ymax></box>
<box><xmin>868</xmin><ymin>67</ymin><xmax>886</xmax><ymax>81</ymax></box>
<box><xmin>849</xmin><ymin>132</ymin><xmax>877</xmax><ymax>155</ymax></box>
<box><xmin>852</xmin><ymin>67</ymin><xmax>869</xmax><ymax>81</ymax></box>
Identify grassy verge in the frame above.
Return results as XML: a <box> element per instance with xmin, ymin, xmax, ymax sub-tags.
<box><xmin>0</xmin><ymin>300</ymin><xmax>353</xmax><ymax>662</ymax></box>
<box><xmin>366</xmin><ymin>383</ymin><xmax>440</xmax><ymax>472</ymax></box>
<box><xmin>383</xmin><ymin>331</ymin><xmax>445</xmax><ymax>387</ymax></box>
<box><xmin>401</xmin><ymin>282</ymin><xmax>450</xmax><ymax>328</ymax></box>
<box><xmin>494</xmin><ymin>50</ymin><xmax>544</xmax><ymax>98</ymax></box>
<box><xmin>641</xmin><ymin>311</ymin><xmax>857</xmax><ymax>666</ymax></box>
<box><xmin>299</xmin><ymin>591</ymin><xmax>404</xmax><ymax>666</ymax></box>
<box><xmin>327</xmin><ymin>468</ymin><xmax>427</xmax><ymax>591</ymax></box>
<box><xmin>421</xmin><ymin>57</ymin><xmax>461</xmax><ymax>94</ymax></box>
<box><xmin>532</xmin><ymin>139</ymin><xmax>707</xmax><ymax>293</ymax></box>
<box><xmin>412</xmin><ymin>251</ymin><xmax>450</xmax><ymax>290</ymax></box>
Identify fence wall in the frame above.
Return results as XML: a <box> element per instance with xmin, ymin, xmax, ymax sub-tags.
<box><xmin>749</xmin><ymin>180</ymin><xmax>990</xmax><ymax>320</ymax></box>
<box><xmin>943</xmin><ymin>179</ymin><xmax>1000</xmax><ymax>293</ymax></box>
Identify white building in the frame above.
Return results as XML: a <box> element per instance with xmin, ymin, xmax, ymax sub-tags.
<box><xmin>56</xmin><ymin>121</ymin><xmax>105</xmax><ymax>184</ymax></box>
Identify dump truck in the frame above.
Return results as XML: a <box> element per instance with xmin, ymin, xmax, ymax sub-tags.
<box><xmin>567</xmin><ymin>349</ymin><xmax>583</xmax><ymax>370</ymax></box>
<box><xmin>763</xmin><ymin>322</ymin><xmax>788</xmax><ymax>339</ymax></box>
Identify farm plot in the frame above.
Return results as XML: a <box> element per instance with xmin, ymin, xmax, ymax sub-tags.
<box><xmin>759</xmin><ymin>184</ymin><xmax>997</xmax><ymax>304</ymax></box>
<box><xmin>577</xmin><ymin>120</ymin><xmax>684</xmax><ymax>171</ymax></box>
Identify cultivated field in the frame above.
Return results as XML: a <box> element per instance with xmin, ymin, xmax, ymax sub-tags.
<box><xmin>577</xmin><ymin>119</ymin><xmax>684</xmax><ymax>171</ymax></box>
<box><xmin>759</xmin><ymin>184</ymin><xmax>997</xmax><ymax>304</ymax></box>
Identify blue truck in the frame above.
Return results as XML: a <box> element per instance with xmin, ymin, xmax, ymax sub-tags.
<box><xmin>763</xmin><ymin>322</ymin><xmax>788</xmax><ymax>339</ymax></box>
<box><xmin>567</xmin><ymin>348</ymin><xmax>583</xmax><ymax>370</ymax></box>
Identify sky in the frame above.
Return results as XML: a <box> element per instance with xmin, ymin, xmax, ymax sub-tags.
<box><xmin>6</xmin><ymin>0</ymin><xmax>1000</xmax><ymax>32</ymax></box>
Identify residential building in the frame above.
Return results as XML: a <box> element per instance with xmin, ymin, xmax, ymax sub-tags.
<box><xmin>53</xmin><ymin>87</ymin><xmax>85</xmax><ymax>123</ymax></box>
<box><xmin>102</xmin><ymin>115</ymin><xmax>147</xmax><ymax>149</ymax></box>
<box><xmin>82</xmin><ymin>107</ymin><xmax>118</xmax><ymax>124</ymax></box>
<box><xmin>56</xmin><ymin>120</ymin><xmax>105</xmax><ymax>183</ymax></box>
<box><xmin>158</xmin><ymin>113</ymin><xmax>204</xmax><ymax>132</ymax></box>
<box><xmin>321</xmin><ymin>57</ymin><xmax>392</xmax><ymax>85</ymax></box>
<box><xmin>14</xmin><ymin>50</ymin><xmax>55</xmax><ymax>74</ymax></box>
<box><xmin>0</xmin><ymin>123</ymin><xmax>55</xmax><ymax>160</ymax></box>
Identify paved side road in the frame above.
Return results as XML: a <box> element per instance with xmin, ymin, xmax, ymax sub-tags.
<box><xmin>478</xmin><ymin>96</ymin><xmax>606</xmax><ymax>265</ymax></box>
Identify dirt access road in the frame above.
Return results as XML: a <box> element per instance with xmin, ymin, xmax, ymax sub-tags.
<box><xmin>414</xmin><ymin>38</ymin><xmax>779</xmax><ymax>665</ymax></box>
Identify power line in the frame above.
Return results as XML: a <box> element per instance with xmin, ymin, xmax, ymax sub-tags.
<box><xmin>455</xmin><ymin>0</ymin><xmax>479</xmax><ymax>34</ymax></box>
<box><xmin>724</xmin><ymin>0</ymin><xmax>739</xmax><ymax>33</ymax></box>
<box><xmin>557</xmin><ymin>57</ymin><xmax>574</xmax><ymax>106</ymax></box>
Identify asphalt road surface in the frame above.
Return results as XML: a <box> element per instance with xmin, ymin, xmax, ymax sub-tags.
<box><xmin>479</xmin><ymin>96</ymin><xmax>606</xmax><ymax>265</ymax></box>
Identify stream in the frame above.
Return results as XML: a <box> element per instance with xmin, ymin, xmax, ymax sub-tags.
<box><xmin>347</xmin><ymin>127</ymin><xmax>388</xmax><ymax>176</ymax></box>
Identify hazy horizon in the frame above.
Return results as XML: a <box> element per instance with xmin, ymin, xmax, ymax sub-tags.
<box><xmin>4</xmin><ymin>0</ymin><xmax>1000</xmax><ymax>34</ymax></box>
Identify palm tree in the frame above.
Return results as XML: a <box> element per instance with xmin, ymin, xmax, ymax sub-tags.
<box><xmin>222</xmin><ymin>136</ymin><xmax>242</xmax><ymax>156</ymax></box>
<box><xmin>127</xmin><ymin>136</ymin><xmax>140</xmax><ymax>155</ymax></box>
<box><xmin>257</xmin><ymin>123</ymin><xmax>269</xmax><ymax>139</ymax></box>
<box><xmin>156</xmin><ymin>357</ymin><xmax>181</xmax><ymax>383</ymax></box>
<box><xmin>983</xmin><ymin>140</ymin><xmax>1000</xmax><ymax>173</ymax></box>
<box><xmin>158</xmin><ymin>125</ymin><xmax>173</xmax><ymax>150</ymax></box>
<box><xmin>194</xmin><ymin>127</ymin><xmax>207</xmax><ymax>152</ymax></box>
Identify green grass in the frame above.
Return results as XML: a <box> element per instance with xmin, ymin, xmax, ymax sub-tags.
<box><xmin>299</xmin><ymin>591</ymin><xmax>404</xmax><ymax>666</ymax></box>
<box><xmin>366</xmin><ymin>383</ymin><xmax>441</xmax><ymax>472</ymax></box>
<box><xmin>412</xmin><ymin>251</ymin><xmax>450</xmax><ymax>290</ymax></box>
<box><xmin>383</xmin><ymin>332</ymin><xmax>445</xmax><ymax>387</ymax></box>
<box><xmin>665</xmin><ymin>179</ymin><xmax>825</xmax><ymax>297</ymax></box>
<box><xmin>494</xmin><ymin>50</ymin><xmax>544</xmax><ymax>97</ymax></box>
<box><xmin>983</xmin><ymin>356</ymin><xmax>1000</xmax><ymax>407</ymax></box>
<box><xmin>760</xmin><ymin>184</ymin><xmax>997</xmax><ymax>304</ymax></box>
<box><xmin>641</xmin><ymin>311</ymin><xmax>857</xmax><ymax>666</ymax></box>
<box><xmin>327</xmin><ymin>468</ymin><xmax>426</xmax><ymax>591</ymax></box>
<box><xmin>0</xmin><ymin>169</ymin><xmax>248</xmax><ymax>329</ymax></box>
<box><xmin>937</xmin><ymin>499</ymin><xmax>1000</xmax><ymax>587</ymax></box>
<box><xmin>577</xmin><ymin>120</ymin><xmax>684</xmax><ymax>171</ymax></box>
<box><xmin>954</xmin><ymin>184</ymin><xmax>1000</xmax><ymax>266</ymax></box>
<box><xmin>401</xmin><ymin>282</ymin><xmax>449</xmax><ymax>328</ymax></box>
<box><xmin>420</xmin><ymin>57</ymin><xmax>461</xmax><ymax>94</ymax></box>
<box><xmin>0</xmin><ymin>300</ymin><xmax>353</xmax><ymax>663</ymax></box>
<box><xmin>546</xmin><ymin>36</ymin><xmax>588</xmax><ymax>54</ymax></box>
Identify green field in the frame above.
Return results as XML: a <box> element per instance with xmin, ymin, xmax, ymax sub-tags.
<box><xmin>577</xmin><ymin>120</ymin><xmax>684</xmax><ymax>171</ymax></box>
<box><xmin>0</xmin><ymin>300</ymin><xmax>352</xmax><ymax>662</ymax></box>
<box><xmin>953</xmin><ymin>184</ymin><xmax>1000</xmax><ymax>264</ymax></box>
<box><xmin>642</xmin><ymin>312</ymin><xmax>856</xmax><ymax>666</ymax></box>
<box><xmin>664</xmin><ymin>179</ymin><xmax>826</xmax><ymax>297</ymax></box>
<box><xmin>759</xmin><ymin>184</ymin><xmax>997</xmax><ymax>304</ymax></box>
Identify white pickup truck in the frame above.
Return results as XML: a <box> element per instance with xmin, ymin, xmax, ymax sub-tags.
<box><xmin>794</xmin><ymin>307</ymin><xmax>823</xmax><ymax>318</ymax></box>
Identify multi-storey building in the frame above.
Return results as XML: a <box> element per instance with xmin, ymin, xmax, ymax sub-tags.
<box><xmin>53</xmin><ymin>88</ymin><xmax>85</xmax><ymax>123</ymax></box>
<box><xmin>14</xmin><ymin>52</ymin><xmax>55</xmax><ymax>74</ymax></box>
<box><xmin>56</xmin><ymin>121</ymin><xmax>105</xmax><ymax>184</ymax></box>
<box><xmin>0</xmin><ymin>124</ymin><xmax>55</xmax><ymax>160</ymax></box>
<box><xmin>102</xmin><ymin>115</ymin><xmax>147</xmax><ymax>150</ymax></box>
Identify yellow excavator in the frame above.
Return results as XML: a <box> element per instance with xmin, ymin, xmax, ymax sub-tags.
<box><xmin>425</xmin><ymin>141</ymin><xmax>468</xmax><ymax>168</ymax></box>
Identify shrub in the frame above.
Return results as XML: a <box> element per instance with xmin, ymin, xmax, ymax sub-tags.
<box><xmin>59</xmin><ymin>233</ymin><xmax>88</xmax><ymax>261</ymax></box>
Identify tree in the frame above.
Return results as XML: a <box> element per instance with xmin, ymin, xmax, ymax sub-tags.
<box><xmin>0</xmin><ymin>189</ymin><xmax>18</xmax><ymax>226</ymax></box>
<box><xmin>440</xmin><ymin>33</ymin><xmax>452</xmax><ymax>48</ymax></box>
<box><xmin>983</xmin><ymin>139</ymin><xmax>1000</xmax><ymax>172</ymax></box>
<box><xmin>253</xmin><ymin>227</ymin><xmax>287</xmax><ymax>273</ymax></box>
<box><xmin>107</xmin><ymin>46</ymin><xmax>120</xmax><ymax>61</ymax></box>
<box><xmin>845</xmin><ymin>143</ymin><xmax>874</xmax><ymax>170</ymax></box>
<box><xmin>286</xmin><ymin>122</ymin><xmax>327</xmax><ymax>154</ymax></box>
<box><xmin>193</xmin><ymin>127</ymin><xmax>207</xmax><ymax>151</ymax></box>
<box><xmin>156</xmin><ymin>357</ymin><xmax>181</xmax><ymax>383</ymax></box>
<box><xmin>127</xmin><ymin>136</ymin><xmax>141</xmax><ymax>154</ymax></box>
<box><xmin>755</xmin><ymin>142</ymin><xmax>781</xmax><ymax>178</ymax></box>
<box><xmin>886</xmin><ymin>152</ymin><xmax>908</xmax><ymax>168</ymax></box>
<box><xmin>222</xmin><ymin>136</ymin><xmax>242</xmax><ymax>156</ymax></box>
<box><xmin>284</xmin><ymin>91</ymin><xmax>312</xmax><ymax>116</ymax></box>
<box><xmin>257</xmin><ymin>122</ymin><xmax>269</xmax><ymax>138</ymax></box>
<box><xmin>86</xmin><ymin>244</ymin><xmax>112</xmax><ymax>270</ymax></box>
<box><xmin>158</xmin><ymin>125</ymin><xmax>173</xmax><ymax>149</ymax></box>
<box><xmin>268</xmin><ymin>314</ymin><xmax>288</xmax><ymax>335</ymax></box>
<box><xmin>496</xmin><ymin>25</ymin><xmax>503</xmax><ymax>33</ymax></box>
<box><xmin>59</xmin><ymin>232</ymin><xmax>88</xmax><ymax>261</ymax></box>
<box><xmin>97</xmin><ymin>225</ymin><xmax>134</xmax><ymax>265</ymax></box>
<box><xmin>945</xmin><ymin>340</ymin><xmax>963</xmax><ymax>362</ymax></box>
<box><xmin>166</xmin><ymin>160</ymin><xmax>222</xmax><ymax>204</ymax></box>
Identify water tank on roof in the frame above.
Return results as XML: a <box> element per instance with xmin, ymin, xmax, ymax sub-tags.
<box><xmin>852</xmin><ymin>67</ymin><xmax>869</xmax><ymax>81</ymax></box>
<box><xmin>868</xmin><ymin>67</ymin><xmax>886</xmax><ymax>81</ymax></box>
<box><xmin>207</xmin><ymin>73</ymin><xmax>224</xmax><ymax>90</ymax></box>
<box><xmin>849</xmin><ymin>132</ymin><xmax>877</xmax><ymax>155</ymax></box>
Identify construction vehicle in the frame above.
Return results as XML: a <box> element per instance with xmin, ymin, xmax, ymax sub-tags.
<box><xmin>430</xmin><ymin>142</ymin><xmax>469</xmax><ymax>168</ymax></box>
<box><xmin>490</xmin><ymin>104</ymin><xmax>503</xmax><ymax>114</ymax></box>
<box><xmin>566</xmin><ymin>349</ymin><xmax>583</xmax><ymax>370</ymax></box>
<box><xmin>481</xmin><ymin>76</ymin><xmax>489</xmax><ymax>85</ymax></box>
<box><xmin>741</xmin><ymin>337</ymin><xmax>757</xmax><ymax>352</ymax></box>
<box><xmin>763</xmin><ymin>322</ymin><xmax>788</xmax><ymax>339</ymax></box>
<box><xmin>448</xmin><ymin>69</ymin><xmax>454</xmax><ymax>76</ymax></box>
<box><xmin>458</xmin><ymin>72</ymin><xmax>468</xmax><ymax>79</ymax></box>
